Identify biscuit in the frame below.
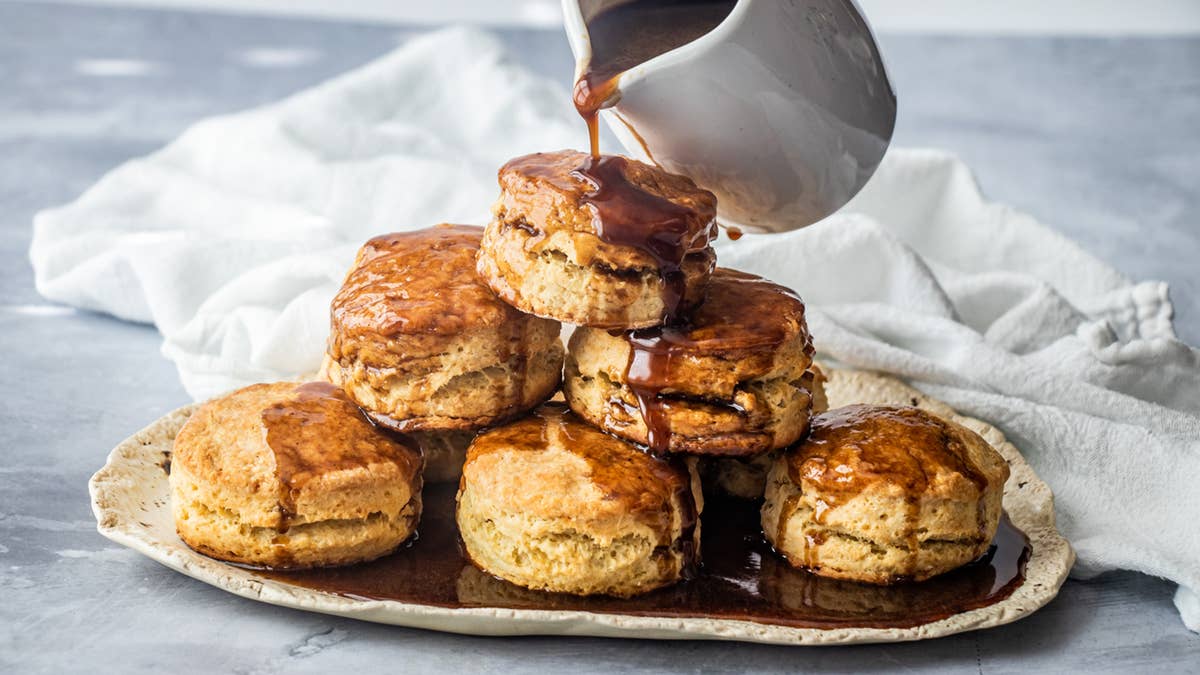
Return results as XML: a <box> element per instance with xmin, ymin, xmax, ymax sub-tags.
<box><xmin>477</xmin><ymin>150</ymin><xmax>718</xmax><ymax>328</ymax></box>
<box><xmin>169</xmin><ymin>381</ymin><xmax>423</xmax><ymax>569</ymax></box>
<box><xmin>564</xmin><ymin>268</ymin><xmax>816</xmax><ymax>455</ymax></box>
<box><xmin>456</xmin><ymin>403</ymin><xmax>702</xmax><ymax>597</ymax></box>
<box><xmin>407</xmin><ymin>429</ymin><xmax>475</xmax><ymax>483</ymax></box>
<box><xmin>701</xmin><ymin>365</ymin><xmax>827</xmax><ymax>499</ymax></box>
<box><xmin>761</xmin><ymin>404</ymin><xmax>1010</xmax><ymax>584</ymax></box>
<box><xmin>322</xmin><ymin>224</ymin><xmax>564</xmax><ymax>431</ymax></box>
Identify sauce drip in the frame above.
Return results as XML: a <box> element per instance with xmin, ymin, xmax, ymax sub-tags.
<box><xmin>571</xmin><ymin>154</ymin><xmax>716</xmax><ymax>323</ymax></box>
<box><xmin>787</xmin><ymin>405</ymin><xmax>995</xmax><ymax>578</ymax></box>
<box><xmin>259</xmin><ymin>484</ymin><xmax>1030</xmax><ymax>630</ymax></box>
<box><xmin>621</xmin><ymin>269</ymin><xmax>812</xmax><ymax>454</ymax></box>
<box><xmin>613</xmin><ymin>111</ymin><xmax>656</xmax><ymax>165</ymax></box>
<box><xmin>261</xmin><ymin>382</ymin><xmax>420</xmax><ymax>535</ymax></box>
<box><xmin>575</xmin><ymin>0</ymin><xmax>738</xmax><ymax>157</ymax></box>
<box><xmin>625</xmin><ymin>327</ymin><xmax>683</xmax><ymax>453</ymax></box>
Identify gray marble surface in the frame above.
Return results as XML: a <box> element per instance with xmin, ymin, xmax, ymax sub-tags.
<box><xmin>1</xmin><ymin>2</ymin><xmax>1197</xmax><ymax>672</ymax></box>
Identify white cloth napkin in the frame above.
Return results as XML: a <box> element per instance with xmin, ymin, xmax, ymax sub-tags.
<box><xmin>30</xmin><ymin>26</ymin><xmax>1200</xmax><ymax>630</ymax></box>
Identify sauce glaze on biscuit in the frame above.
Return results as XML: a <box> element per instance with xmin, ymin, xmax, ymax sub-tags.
<box><xmin>456</xmin><ymin>403</ymin><xmax>701</xmax><ymax>597</ymax></box>
<box><xmin>323</xmin><ymin>224</ymin><xmax>564</xmax><ymax>431</ymax></box>
<box><xmin>170</xmin><ymin>381</ymin><xmax>422</xmax><ymax>569</ymax></box>
<box><xmin>565</xmin><ymin>269</ymin><xmax>817</xmax><ymax>456</ymax></box>
<box><xmin>762</xmin><ymin>404</ymin><xmax>1010</xmax><ymax>584</ymax></box>
<box><xmin>478</xmin><ymin>150</ymin><xmax>717</xmax><ymax>328</ymax></box>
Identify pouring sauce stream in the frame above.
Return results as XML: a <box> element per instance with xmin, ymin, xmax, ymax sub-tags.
<box><xmin>574</xmin><ymin>0</ymin><xmax>737</xmax><ymax>158</ymax></box>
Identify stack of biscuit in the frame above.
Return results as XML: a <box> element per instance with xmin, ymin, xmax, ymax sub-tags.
<box><xmin>169</xmin><ymin>149</ymin><xmax>1009</xmax><ymax>595</ymax></box>
<box><xmin>454</xmin><ymin>150</ymin><xmax>825</xmax><ymax>596</ymax></box>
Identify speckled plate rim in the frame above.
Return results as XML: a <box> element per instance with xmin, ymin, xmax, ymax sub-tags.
<box><xmin>89</xmin><ymin>368</ymin><xmax>1074</xmax><ymax>646</ymax></box>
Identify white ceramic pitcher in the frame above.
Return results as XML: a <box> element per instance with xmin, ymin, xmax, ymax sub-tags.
<box><xmin>562</xmin><ymin>0</ymin><xmax>896</xmax><ymax>234</ymax></box>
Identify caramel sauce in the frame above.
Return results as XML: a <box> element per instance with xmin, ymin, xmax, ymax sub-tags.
<box><xmin>572</xmin><ymin>154</ymin><xmax>716</xmax><ymax>323</ymax></box>
<box><xmin>613</xmin><ymin>111</ymin><xmax>656</xmax><ymax>165</ymax></box>
<box><xmin>575</xmin><ymin>0</ymin><xmax>737</xmax><ymax>157</ymax></box>
<box><xmin>495</xmin><ymin>152</ymin><xmax>717</xmax><ymax>326</ymax></box>
<box><xmin>260</xmin><ymin>483</ymin><xmax>1029</xmax><ymax>630</ymax></box>
<box><xmin>464</xmin><ymin>404</ymin><xmax>699</xmax><ymax>576</ymax></box>
<box><xmin>329</xmin><ymin>224</ymin><xmax>520</xmax><ymax>346</ymax></box>
<box><xmin>574</xmin><ymin>74</ymin><xmax>620</xmax><ymax>160</ymax></box>
<box><xmin>622</xmin><ymin>269</ymin><xmax>813</xmax><ymax>453</ymax></box>
<box><xmin>787</xmin><ymin>405</ymin><xmax>993</xmax><ymax>577</ymax></box>
<box><xmin>261</xmin><ymin>382</ymin><xmax>421</xmax><ymax>534</ymax></box>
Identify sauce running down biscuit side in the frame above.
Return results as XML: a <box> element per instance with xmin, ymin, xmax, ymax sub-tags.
<box><xmin>623</xmin><ymin>269</ymin><xmax>814</xmax><ymax>453</ymax></box>
<box><xmin>499</xmin><ymin>151</ymin><xmax>718</xmax><ymax>324</ymax></box>
<box><xmin>464</xmin><ymin>403</ymin><xmax>699</xmax><ymax>577</ymax></box>
<box><xmin>783</xmin><ymin>405</ymin><xmax>995</xmax><ymax>578</ymax></box>
<box><xmin>261</xmin><ymin>382</ymin><xmax>422</xmax><ymax>537</ymax></box>
<box><xmin>573</xmin><ymin>155</ymin><xmax>716</xmax><ymax>323</ymax></box>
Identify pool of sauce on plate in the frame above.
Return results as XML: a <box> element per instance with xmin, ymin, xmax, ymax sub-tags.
<box><xmin>622</xmin><ymin>270</ymin><xmax>812</xmax><ymax>453</ymax></box>
<box><xmin>258</xmin><ymin>482</ymin><xmax>1028</xmax><ymax>629</ymax></box>
<box><xmin>574</xmin><ymin>0</ymin><xmax>737</xmax><ymax>158</ymax></box>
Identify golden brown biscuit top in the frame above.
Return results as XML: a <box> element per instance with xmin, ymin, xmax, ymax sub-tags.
<box><xmin>496</xmin><ymin>150</ymin><xmax>710</xmax><ymax>230</ymax></box>
<box><xmin>618</xmin><ymin>269</ymin><xmax>813</xmax><ymax>439</ymax></box>
<box><xmin>331</xmin><ymin>224</ymin><xmax>523</xmax><ymax>337</ymax></box>
<box><xmin>463</xmin><ymin>403</ymin><xmax>693</xmax><ymax>533</ymax></box>
<box><xmin>786</xmin><ymin>405</ymin><xmax>997</xmax><ymax>505</ymax></box>
<box><xmin>174</xmin><ymin>381</ymin><xmax>421</xmax><ymax>530</ymax></box>
<box><xmin>497</xmin><ymin>151</ymin><xmax>718</xmax><ymax>280</ymax></box>
<box><xmin>629</xmin><ymin>268</ymin><xmax>812</xmax><ymax>354</ymax></box>
<box><xmin>261</xmin><ymin>382</ymin><xmax>421</xmax><ymax>498</ymax></box>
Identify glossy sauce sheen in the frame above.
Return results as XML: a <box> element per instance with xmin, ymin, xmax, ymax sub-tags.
<box><xmin>623</xmin><ymin>269</ymin><xmax>813</xmax><ymax>452</ymax></box>
<box><xmin>327</xmin><ymin>225</ymin><xmax>539</xmax><ymax>434</ymax></box>
<box><xmin>572</xmin><ymin>154</ymin><xmax>715</xmax><ymax>322</ymax></box>
<box><xmin>260</xmin><ymin>483</ymin><xmax>1030</xmax><ymax>629</ymax></box>
<box><xmin>575</xmin><ymin>0</ymin><xmax>737</xmax><ymax>157</ymax></box>
<box><xmin>465</xmin><ymin>404</ymin><xmax>698</xmax><ymax>577</ymax></box>
<box><xmin>260</xmin><ymin>382</ymin><xmax>421</xmax><ymax>535</ymax></box>
<box><xmin>786</xmin><ymin>405</ymin><xmax>993</xmax><ymax>578</ymax></box>
<box><xmin>329</xmin><ymin>224</ymin><xmax>520</xmax><ymax>342</ymax></box>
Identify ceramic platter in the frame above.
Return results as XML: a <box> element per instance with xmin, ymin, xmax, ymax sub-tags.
<box><xmin>90</xmin><ymin>368</ymin><xmax>1073</xmax><ymax>646</ymax></box>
